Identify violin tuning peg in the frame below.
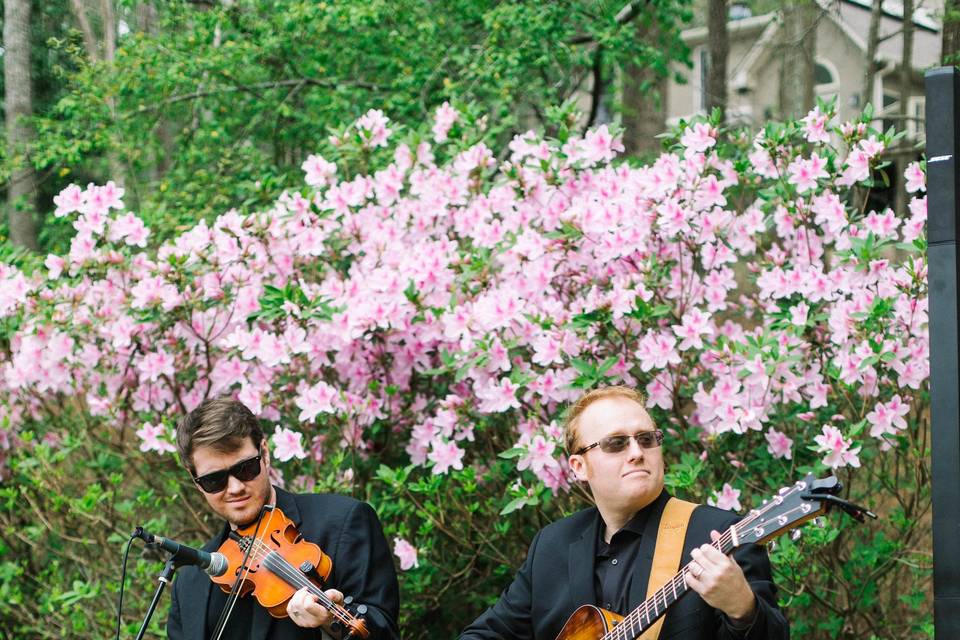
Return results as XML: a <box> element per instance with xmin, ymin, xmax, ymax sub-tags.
<box><xmin>791</xmin><ymin>529</ymin><xmax>802</xmax><ymax>541</ymax></box>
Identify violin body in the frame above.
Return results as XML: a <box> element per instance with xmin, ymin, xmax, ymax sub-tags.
<box><xmin>554</xmin><ymin>605</ymin><xmax>624</xmax><ymax>640</ymax></box>
<box><xmin>212</xmin><ymin>506</ymin><xmax>368</xmax><ymax>637</ymax></box>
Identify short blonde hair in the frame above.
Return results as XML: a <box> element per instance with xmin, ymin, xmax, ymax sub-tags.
<box><xmin>563</xmin><ymin>385</ymin><xmax>647</xmax><ymax>454</ymax></box>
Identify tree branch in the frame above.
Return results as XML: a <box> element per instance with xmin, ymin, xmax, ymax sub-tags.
<box><xmin>122</xmin><ymin>77</ymin><xmax>385</xmax><ymax>118</ymax></box>
<box><xmin>569</xmin><ymin>0</ymin><xmax>650</xmax><ymax>44</ymax></box>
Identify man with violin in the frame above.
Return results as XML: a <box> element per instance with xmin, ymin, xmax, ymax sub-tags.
<box><xmin>460</xmin><ymin>386</ymin><xmax>790</xmax><ymax>640</ymax></box>
<box><xmin>166</xmin><ymin>397</ymin><xmax>400</xmax><ymax>639</ymax></box>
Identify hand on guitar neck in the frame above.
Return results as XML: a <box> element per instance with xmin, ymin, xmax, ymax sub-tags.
<box><xmin>684</xmin><ymin>530</ymin><xmax>757</xmax><ymax>623</ymax></box>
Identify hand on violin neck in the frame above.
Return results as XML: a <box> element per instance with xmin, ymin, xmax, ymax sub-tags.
<box><xmin>287</xmin><ymin>586</ymin><xmax>344</xmax><ymax>631</ymax></box>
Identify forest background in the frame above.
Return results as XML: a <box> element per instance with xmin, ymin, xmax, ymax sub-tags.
<box><xmin>0</xmin><ymin>0</ymin><xmax>954</xmax><ymax>638</ymax></box>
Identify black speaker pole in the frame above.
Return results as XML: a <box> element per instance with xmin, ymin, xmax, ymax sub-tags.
<box><xmin>925</xmin><ymin>66</ymin><xmax>960</xmax><ymax>638</ymax></box>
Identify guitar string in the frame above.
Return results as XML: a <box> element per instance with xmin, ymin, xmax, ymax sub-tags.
<box><xmin>232</xmin><ymin>534</ymin><xmax>361</xmax><ymax>628</ymax></box>
<box><xmin>602</xmin><ymin>483</ymin><xmax>810</xmax><ymax>640</ymax></box>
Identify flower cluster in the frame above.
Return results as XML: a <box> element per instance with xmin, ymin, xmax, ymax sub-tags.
<box><xmin>0</xmin><ymin>103</ymin><xmax>927</xmax><ymax>516</ymax></box>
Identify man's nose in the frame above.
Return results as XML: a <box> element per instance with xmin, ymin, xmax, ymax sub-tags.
<box><xmin>225</xmin><ymin>473</ymin><xmax>245</xmax><ymax>493</ymax></box>
<box><xmin>626</xmin><ymin>436</ymin><xmax>645</xmax><ymax>460</ymax></box>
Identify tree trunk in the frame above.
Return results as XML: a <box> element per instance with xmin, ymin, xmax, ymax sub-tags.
<box><xmin>863</xmin><ymin>0</ymin><xmax>883</xmax><ymax>109</ymax></box>
<box><xmin>4</xmin><ymin>0</ymin><xmax>40</xmax><ymax>250</ymax></box>
<box><xmin>706</xmin><ymin>0</ymin><xmax>728</xmax><ymax>117</ymax></box>
<box><xmin>622</xmin><ymin>66</ymin><xmax>667</xmax><ymax>156</ymax></box>
<box><xmin>621</xmin><ymin>17</ymin><xmax>667</xmax><ymax>156</ymax></box>
<box><xmin>944</xmin><ymin>0</ymin><xmax>960</xmax><ymax>64</ymax></box>
<box><xmin>780</xmin><ymin>1</ymin><xmax>818</xmax><ymax>119</ymax></box>
<box><xmin>895</xmin><ymin>0</ymin><xmax>915</xmax><ymax>216</ymax></box>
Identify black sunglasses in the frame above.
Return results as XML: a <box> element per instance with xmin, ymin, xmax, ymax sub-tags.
<box><xmin>574</xmin><ymin>429</ymin><xmax>664</xmax><ymax>456</ymax></box>
<box><xmin>193</xmin><ymin>454</ymin><xmax>263</xmax><ymax>493</ymax></box>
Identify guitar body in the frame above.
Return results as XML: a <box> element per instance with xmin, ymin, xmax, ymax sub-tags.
<box><xmin>555</xmin><ymin>605</ymin><xmax>624</xmax><ymax>640</ymax></box>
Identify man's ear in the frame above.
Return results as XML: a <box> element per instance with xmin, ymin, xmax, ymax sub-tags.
<box><xmin>568</xmin><ymin>453</ymin><xmax>589</xmax><ymax>482</ymax></box>
<box><xmin>260</xmin><ymin>439</ymin><xmax>271</xmax><ymax>468</ymax></box>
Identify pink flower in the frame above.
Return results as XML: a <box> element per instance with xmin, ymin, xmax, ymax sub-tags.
<box><xmin>708</xmin><ymin>483</ymin><xmax>742</xmax><ymax>511</ymax></box>
<box><xmin>789</xmin><ymin>301</ymin><xmax>809</xmax><ymax>327</ymax></box>
<box><xmin>475</xmin><ymin>377</ymin><xmax>521</xmax><ymax>413</ymax></box>
<box><xmin>137</xmin><ymin>349</ymin><xmax>175</xmax><ymax>383</ymax></box>
<box><xmin>801</xmin><ymin>105</ymin><xmax>831</xmax><ymax>144</ymax></box>
<box><xmin>672</xmin><ymin>308</ymin><xmax>713</xmax><ymax>351</ymax></box>
<box><xmin>45</xmin><ymin>255</ymin><xmax>66</xmax><ymax>280</ymax></box>
<box><xmin>302</xmin><ymin>154</ymin><xmax>337</xmax><ymax>187</ymax></box>
<box><xmin>764</xmin><ymin>428</ymin><xmax>794</xmax><ymax>460</ymax></box>
<box><xmin>866</xmin><ymin>394</ymin><xmax>910</xmax><ymax>441</ymax></box>
<box><xmin>432</xmin><ymin>102</ymin><xmax>459</xmax><ymax>143</ymax></box>
<box><xmin>136</xmin><ymin>422</ymin><xmax>175</xmax><ymax>454</ymax></box>
<box><xmin>427</xmin><ymin>439</ymin><xmax>465</xmax><ymax>475</ymax></box>
<box><xmin>680</xmin><ymin>122</ymin><xmax>717</xmax><ymax>156</ymax></box>
<box><xmin>814</xmin><ymin>425</ymin><xmax>861</xmax><ymax>469</ymax></box>
<box><xmin>356</xmin><ymin>109</ymin><xmax>392</xmax><ymax>148</ymax></box>
<box><xmin>295</xmin><ymin>381</ymin><xmax>340</xmax><ymax>423</ymax></box>
<box><xmin>271</xmin><ymin>425</ymin><xmax>308</xmax><ymax>462</ymax></box>
<box><xmin>516</xmin><ymin>435</ymin><xmax>556</xmax><ymax>474</ymax></box>
<box><xmin>581</xmin><ymin>125</ymin><xmax>624</xmax><ymax>164</ymax></box>
<box><xmin>904</xmin><ymin>161</ymin><xmax>925</xmax><ymax>193</ymax></box>
<box><xmin>787</xmin><ymin>153</ymin><xmax>828</xmax><ymax>193</ymax></box>
<box><xmin>393</xmin><ymin>537</ymin><xmax>419</xmax><ymax>570</ymax></box>
<box><xmin>636</xmin><ymin>331</ymin><xmax>681</xmax><ymax>371</ymax></box>
<box><xmin>53</xmin><ymin>184</ymin><xmax>85</xmax><ymax>217</ymax></box>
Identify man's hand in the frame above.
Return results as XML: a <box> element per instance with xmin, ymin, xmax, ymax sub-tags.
<box><xmin>286</xmin><ymin>586</ymin><xmax>344</xmax><ymax>631</ymax></box>
<box><xmin>683</xmin><ymin>530</ymin><xmax>757</xmax><ymax>623</ymax></box>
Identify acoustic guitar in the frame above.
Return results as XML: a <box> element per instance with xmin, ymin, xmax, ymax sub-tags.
<box><xmin>554</xmin><ymin>474</ymin><xmax>874</xmax><ymax>640</ymax></box>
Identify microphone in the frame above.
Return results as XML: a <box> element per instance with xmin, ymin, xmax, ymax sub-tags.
<box><xmin>134</xmin><ymin>527</ymin><xmax>229</xmax><ymax>577</ymax></box>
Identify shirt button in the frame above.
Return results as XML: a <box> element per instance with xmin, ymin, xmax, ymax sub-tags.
<box><xmin>611</xmin><ymin>559</ymin><xmax>618</xmax><ymax>565</ymax></box>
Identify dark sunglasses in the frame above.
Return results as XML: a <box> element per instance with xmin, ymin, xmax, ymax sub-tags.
<box><xmin>574</xmin><ymin>429</ymin><xmax>664</xmax><ymax>456</ymax></box>
<box><xmin>193</xmin><ymin>454</ymin><xmax>263</xmax><ymax>493</ymax></box>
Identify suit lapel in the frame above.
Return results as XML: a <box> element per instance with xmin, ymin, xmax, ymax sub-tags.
<box><xmin>627</xmin><ymin>491</ymin><xmax>671</xmax><ymax>610</ymax></box>
<box><xmin>567</xmin><ymin>509</ymin><xmax>600</xmax><ymax>610</ymax></box>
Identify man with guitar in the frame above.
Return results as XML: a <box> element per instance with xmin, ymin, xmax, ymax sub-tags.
<box><xmin>460</xmin><ymin>386</ymin><xmax>789</xmax><ymax>640</ymax></box>
<box><xmin>165</xmin><ymin>397</ymin><xmax>400</xmax><ymax>639</ymax></box>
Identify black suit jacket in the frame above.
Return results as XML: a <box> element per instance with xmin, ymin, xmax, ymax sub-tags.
<box><xmin>166</xmin><ymin>487</ymin><xmax>400</xmax><ymax>640</ymax></box>
<box><xmin>460</xmin><ymin>491</ymin><xmax>789</xmax><ymax>640</ymax></box>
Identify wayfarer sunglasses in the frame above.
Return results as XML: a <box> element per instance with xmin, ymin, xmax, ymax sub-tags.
<box><xmin>193</xmin><ymin>454</ymin><xmax>263</xmax><ymax>493</ymax></box>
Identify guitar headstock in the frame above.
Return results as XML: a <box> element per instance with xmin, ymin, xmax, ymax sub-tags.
<box><xmin>732</xmin><ymin>474</ymin><xmax>842</xmax><ymax>547</ymax></box>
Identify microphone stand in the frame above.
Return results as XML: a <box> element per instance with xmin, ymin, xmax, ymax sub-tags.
<box><xmin>134</xmin><ymin>556</ymin><xmax>177</xmax><ymax>640</ymax></box>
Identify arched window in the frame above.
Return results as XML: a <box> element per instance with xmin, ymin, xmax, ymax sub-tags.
<box><xmin>814</xmin><ymin>59</ymin><xmax>839</xmax><ymax>90</ymax></box>
<box><xmin>815</xmin><ymin>63</ymin><xmax>835</xmax><ymax>86</ymax></box>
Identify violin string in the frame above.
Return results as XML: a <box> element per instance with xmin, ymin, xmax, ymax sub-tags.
<box><xmin>235</xmin><ymin>534</ymin><xmax>359</xmax><ymax>627</ymax></box>
<box><xmin>240</xmin><ymin>536</ymin><xmax>358</xmax><ymax>627</ymax></box>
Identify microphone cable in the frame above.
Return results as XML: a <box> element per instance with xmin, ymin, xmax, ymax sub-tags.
<box><xmin>115</xmin><ymin>531</ymin><xmax>139</xmax><ymax>640</ymax></box>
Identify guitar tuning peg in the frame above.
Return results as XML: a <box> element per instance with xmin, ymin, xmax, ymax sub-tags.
<box><xmin>791</xmin><ymin>529</ymin><xmax>802</xmax><ymax>541</ymax></box>
<box><xmin>813</xmin><ymin>517</ymin><xmax>826</xmax><ymax>528</ymax></box>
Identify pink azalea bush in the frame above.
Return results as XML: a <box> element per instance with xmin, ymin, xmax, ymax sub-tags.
<box><xmin>0</xmin><ymin>102</ymin><xmax>930</xmax><ymax>635</ymax></box>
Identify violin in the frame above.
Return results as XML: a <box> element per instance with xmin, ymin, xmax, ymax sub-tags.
<box><xmin>211</xmin><ymin>506</ymin><xmax>369</xmax><ymax>638</ymax></box>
